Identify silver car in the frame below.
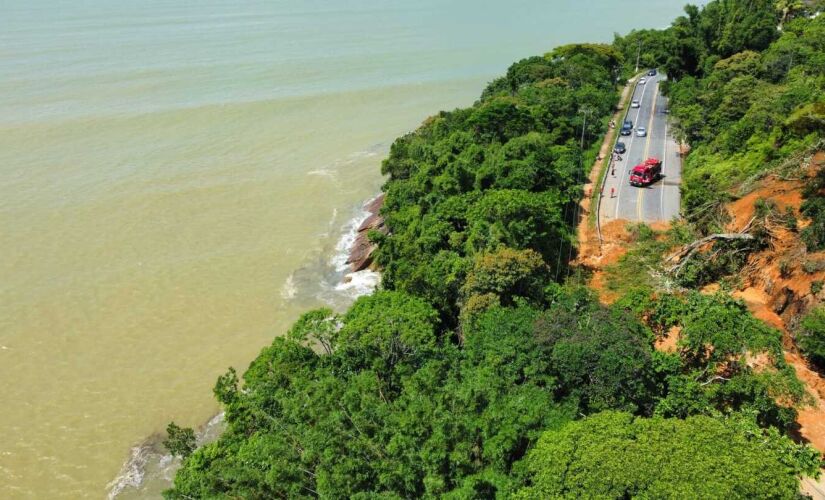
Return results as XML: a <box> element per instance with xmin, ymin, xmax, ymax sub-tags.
<box><xmin>631</xmin><ymin>100</ymin><xmax>640</xmax><ymax>108</ymax></box>
<box><xmin>636</xmin><ymin>127</ymin><xmax>647</xmax><ymax>137</ymax></box>
<box><xmin>638</xmin><ymin>77</ymin><xmax>647</xmax><ymax>85</ymax></box>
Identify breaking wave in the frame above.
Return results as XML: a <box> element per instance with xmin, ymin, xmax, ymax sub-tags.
<box><xmin>326</xmin><ymin>194</ymin><xmax>382</xmax><ymax>301</ymax></box>
<box><xmin>281</xmin><ymin>273</ymin><xmax>298</xmax><ymax>299</ymax></box>
<box><xmin>106</xmin><ymin>413</ymin><xmax>225</xmax><ymax>499</ymax></box>
<box><xmin>334</xmin><ymin>269</ymin><xmax>381</xmax><ymax>298</ymax></box>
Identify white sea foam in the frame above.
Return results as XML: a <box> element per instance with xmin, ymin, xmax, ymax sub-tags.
<box><xmin>281</xmin><ymin>273</ymin><xmax>298</xmax><ymax>300</ymax></box>
<box><xmin>200</xmin><ymin>412</ymin><xmax>226</xmax><ymax>444</ymax></box>
<box><xmin>335</xmin><ymin>269</ymin><xmax>381</xmax><ymax>298</ymax></box>
<box><xmin>347</xmin><ymin>149</ymin><xmax>380</xmax><ymax>160</ymax></box>
<box><xmin>315</xmin><ymin>195</ymin><xmax>384</xmax><ymax>306</ymax></box>
<box><xmin>107</xmin><ymin>413</ymin><xmax>226</xmax><ymax>498</ymax></box>
<box><xmin>307</xmin><ymin>168</ymin><xmax>336</xmax><ymax>178</ymax></box>
<box><xmin>106</xmin><ymin>199</ymin><xmax>381</xmax><ymax>498</ymax></box>
<box><xmin>308</xmin><ymin>149</ymin><xmax>379</xmax><ymax>181</ymax></box>
<box><xmin>329</xmin><ymin>203</ymin><xmax>373</xmax><ymax>273</ymax></box>
<box><xmin>106</xmin><ymin>443</ymin><xmax>151</xmax><ymax>500</ymax></box>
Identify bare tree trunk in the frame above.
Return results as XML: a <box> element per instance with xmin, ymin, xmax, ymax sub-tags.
<box><xmin>666</xmin><ymin>233</ymin><xmax>755</xmax><ymax>276</ymax></box>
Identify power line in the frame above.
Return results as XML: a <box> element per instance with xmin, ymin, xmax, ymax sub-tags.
<box><xmin>565</xmin><ymin>107</ymin><xmax>593</xmax><ymax>282</ymax></box>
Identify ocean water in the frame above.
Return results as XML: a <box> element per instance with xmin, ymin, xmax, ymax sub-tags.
<box><xmin>0</xmin><ymin>1</ymin><xmax>695</xmax><ymax>497</ymax></box>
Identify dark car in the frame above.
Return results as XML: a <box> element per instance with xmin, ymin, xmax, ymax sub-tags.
<box><xmin>614</xmin><ymin>142</ymin><xmax>626</xmax><ymax>154</ymax></box>
<box><xmin>621</xmin><ymin>119</ymin><xmax>633</xmax><ymax>136</ymax></box>
<box><xmin>648</xmin><ymin>69</ymin><xmax>657</xmax><ymax>76</ymax></box>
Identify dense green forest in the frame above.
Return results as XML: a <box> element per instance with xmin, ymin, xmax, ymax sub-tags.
<box><xmin>166</xmin><ymin>1</ymin><xmax>825</xmax><ymax>498</ymax></box>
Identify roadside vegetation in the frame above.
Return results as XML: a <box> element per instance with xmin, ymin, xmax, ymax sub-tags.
<box><xmin>165</xmin><ymin>1</ymin><xmax>825</xmax><ymax>498</ymax></box>
<box><xmin>800</xmin><ymin>306</ymin><xmax>825</xmax><ymax>369</ymax></box>
<box><xmin>602</xmin><ymin>0</ymin><xmax>825</xmax><ymax>475</ymax></box>
<box><xmin>616</xmin><ymin>0</ymin><xmax>825</xmax><ymax>235</ymax></box>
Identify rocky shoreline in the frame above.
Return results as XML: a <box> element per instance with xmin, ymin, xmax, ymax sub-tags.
<box><xmin>345</xmin><ymin>194</ymin><xmax>386</xmax><ymax>272</ymax></box>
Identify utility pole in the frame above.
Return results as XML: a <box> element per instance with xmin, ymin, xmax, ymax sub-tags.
<box><xmin>577</xmin><ymin>107</ymin><xmax>593</xmax><ymax>183</ymax></box>
<box><xmin>579</xmin><ymin>107</ymin><xmax>592</xmax><ymax>151</ymax></box>
<box><xmin>565</xmin><ymin>107</ymin><xmax>593</xmax><ymax>282</ymax></box>
<box><xmin>635</xmin><ymin>39</ymin><xmax>642</xmax><ymax>73</ymax></box>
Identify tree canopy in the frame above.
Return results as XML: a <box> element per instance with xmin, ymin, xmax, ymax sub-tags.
<box><xmin>518</xmin><ymin>411</ymin><xmax>820</xmax><ymax>499</ymax></box>
<box><xmin>375</xmin><ymin>42</ymin><xmax>620</xmax><ymax>325</ymax></box>
<box><xmin>166</xmin><ymin>2</ymin><xmax>824</xmax><ymax>497</ymax></box>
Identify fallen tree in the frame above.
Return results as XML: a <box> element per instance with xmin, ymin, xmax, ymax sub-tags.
<box><xmin>666</xmin><ymin>232</ymin><xmax>755</xmax><ymax>277</ymax></box>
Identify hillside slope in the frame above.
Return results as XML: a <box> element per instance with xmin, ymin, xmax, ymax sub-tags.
<box><xmin>164</xmin><ymin>1</ymin><xmax>825</xmax><ymax>498</ymax></box>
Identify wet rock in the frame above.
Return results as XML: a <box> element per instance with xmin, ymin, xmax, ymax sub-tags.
<box><xmin>346</xmin><ymin>194</ymin><xmax>386</xmax><ymax>272</ymax></box>
<box><xmin>357</xmin><ymin>213</ymin><xmax>385</xmax><ymax>233</ymax></box>
<box><xmin>363</xmin><ymin>194</ymin><xmax>385</xmax><ymax>214</ymax></box>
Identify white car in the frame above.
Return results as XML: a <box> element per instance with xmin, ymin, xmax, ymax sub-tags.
<box><xmin>636</xmin><ymin>127</ymin><xmax>647</xmax><ymax>137</ymax></box>
<box><xmin>631</xmin><ymin>100</ymin><xmax>640</xmax><ymax>108</ymax></box>
<box><xmin>639</xmin><ymin>77</ymin><xmax>647</xmax><ymax>85</ymax></box>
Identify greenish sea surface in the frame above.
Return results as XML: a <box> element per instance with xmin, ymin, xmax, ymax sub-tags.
<box><xmin>0</xmin><ymin>1</ymin><xmax>695</xmax><ymax>497</ymax></box>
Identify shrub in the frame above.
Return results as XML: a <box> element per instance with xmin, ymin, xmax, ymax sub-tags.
<box><xmin>517</xmin><ymin>412</ymin><xmax>821</xmax><ymax>499</ymax></box>
<box><xmin>163</xmin><ymin>422</ymin><xmax>196</xmax><ymax>459</ymax></box>
<box><xmin>798</xmin><ymin>307</ymin><xmax>825</xmax><ymax>368</ymax></box>
<box><xmin>534</xmin><ymin>304</ymin><xmax>658</xmax><ymax>415</ymax></box>
<box><xmin>779</xmin><ymin>258</ymin><xmax>793</xmax><ymax>278</ymax></box>
<box><xmin>461</xmin><ymin>247</ymin><xmax>549</xmax><ymax>309</ymax></box>
<box><xmin>803</xmin><ymin>259</ymin><xmax>825</xmax><ymax>274</ymax></box>
<box><xmin>677</xmin><ymin>238</ymin><xmax>755</xmax><ymax>288</ymax></box>
<box><xmin>801</xmin><ymin>167</ymin><xmax>825</xmax><ymax>251</ymax></box>
<box><xmin>784</xmin><ymin>207</ymin><xmax>798</xmax><ymax>231</ymax></box>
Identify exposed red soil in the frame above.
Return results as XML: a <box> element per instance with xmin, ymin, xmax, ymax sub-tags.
<box><xmin>735</xmin><ymin>285</ymin><xmax>825</xmax><ymax>451</ymax></box>
<box><xmin>581</xmin><ymin>148</ymin><xmax>825</xmax><ymax>460</ymax></box>
<box><xmin>579</xmin><ymin>220</ymin><xmax>634</xmax><ymax>303</ymax></box>
<box><xmin>575</xmin><ymin>77</ymin><xmax>642</xmax><ymax>303</ymax></box>
<box><xmin>579</xmin><ymin>219</ymin><xmax>671</xmax><ymax>304</ymax></box>
<box><xmin>576</xmin><ymin>96</ymin><xmax>825</xmax><ymax>483</ymax></box>
<box><xmin>654</xmin><ymin>325</ymin><xmax>681</xmax><ymax>353</ymax></box>
<box><xmin>725</xmin><ymin>153</ymin><xmax>825</xmax><ymax>454</ymax></box>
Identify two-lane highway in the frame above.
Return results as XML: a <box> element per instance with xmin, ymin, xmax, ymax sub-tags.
<box><xmin>600</xmin><ymin>73</ymin><xmax>681</xmax><ymax>223</ymax></box>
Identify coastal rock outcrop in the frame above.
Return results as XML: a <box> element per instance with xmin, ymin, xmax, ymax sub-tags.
<box><xmin>346</xmin><ymin>194</ymin><xmax>386</xmax><ymax>272</ymax></box>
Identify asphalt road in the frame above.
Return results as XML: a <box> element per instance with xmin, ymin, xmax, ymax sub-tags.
<box><xmin>600</xmin><ymin>73</ymin><xmax>681</xmax><ymax>223</ymax></box>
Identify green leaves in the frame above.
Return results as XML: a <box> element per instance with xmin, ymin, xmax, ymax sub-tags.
<box><xmin>466</xmin><ymin>190</ymin><xmax>565</xmax><ymax>261</ymax></box>
<box><xmin>163</xmin><ymin>422</ymin><xmax>196</xmax><ymax>459</ymax></box>
<box><xmin>621</xmin><ymin>290</ymin><xmax>803</xmax><ymax>430</ymax></box>
<box><xmin>374</xmin><ymin>42</ymin><xmax>618</xmax><ymax>325</ymax></box>
<box><xmin>461</xmin><ymin>247</ymin><xmax>548</xmax><ymax>320</ymax></box>
<box><xmin>679</xmin><ymin>292</ymin><xmax>782</xmax><ymax>366</ymax></box>
<box><xmin>166</xmin><ymin>6</ymin><xmax>825</xmax><ymax>498</ymax></box>
<box><xmin>535</xmin><ymin>304</ymin><xmax>658</xmax><ymax>414</ymax></box>
<box><xmin>468</xmin><ymin>97</ymin><xmax>535</xmax><ymax>144</ymax></box>
<box><xmin>801</xmin><ymin>162</ymin><xmax>825</xmax><ymax>252</ymax></box>
<box><xmin>518</xmin><ymin>411</ymin><xmax>820</xmax><ymax>499</ymax></box>
<box><xmin>799</xmin><ymin>306</ymin><xmax>825</xmax><ymax>368</ymax></box>
<box><xmin>287</xmin><ymin>308</ymin><xmax>340</xmax><ymax>355</ymax></box>
<box><xmin>650</xmin><ymin>5</ymin><xmax>825</xmax><ymax>236</ymax></box>
<box><xmin>213</xmin><ymin>367</ymin><xmax>239</xmax><ymax>406</ymax></box>
<box><xmin>338</xmin><ymin>291</ymin><xmax>439</xmax><ymax>389</ymax></box>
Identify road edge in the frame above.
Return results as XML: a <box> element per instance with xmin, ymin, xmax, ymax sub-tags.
<box><xmin>581</xmin><ymin>73</ymin><xmax>642</xmax><ymax>255</ymax></box>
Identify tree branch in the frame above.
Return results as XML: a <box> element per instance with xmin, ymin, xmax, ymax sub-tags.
<box><xmin>700</xmin><ymin>375</ymin><xmax>731</xmax><ymax>386</ymax></box>
<box><xmin>665</xmin><ymin>233</ymin><xmax>756</xmax><ymax>276</ymax></box>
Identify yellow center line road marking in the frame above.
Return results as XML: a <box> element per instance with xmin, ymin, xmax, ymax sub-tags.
<box><xmin>661</xmin><ymin>117</ymin><xmax>668</xmax><ymax>221</ymax></box>
<box><xmin>636</xmin><ymin>81</ymin><xmax>659</xmax><ymax>221</ymax></box>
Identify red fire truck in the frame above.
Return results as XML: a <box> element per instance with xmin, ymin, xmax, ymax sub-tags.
<box><xmin>629</xmin><ymin>158</ymin><xmax>662</xmax><ymax>187</ymax></box>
